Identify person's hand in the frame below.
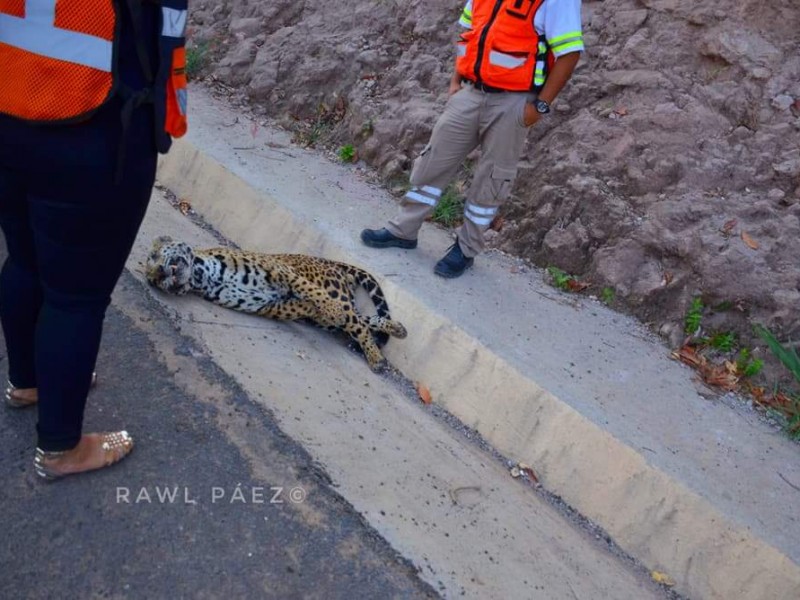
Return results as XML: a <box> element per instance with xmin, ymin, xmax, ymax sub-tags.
<box><xmin>449</xmin><ymin>78</ymin><xmax>463</xmax><ymax>96</ymax></box>
<box><xmin>522</xmin><ymin>102</ymin><xmax>541</xmax><ymax>127</ymax></box>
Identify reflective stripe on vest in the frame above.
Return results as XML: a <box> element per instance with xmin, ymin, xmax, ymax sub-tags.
<box><xmin>160</xmin><ymin>5</ymin><xmax>188</xmax><ymax>137</ymax></box>
<box><xmin>456</xmin><ymin>0</ymin><xmax>549</xmax><ymax>92</ymax></box>
<box><xmin>0</xmin><ymin>0</ymin><xmax>116</xmax><ymax>122</ymax></box>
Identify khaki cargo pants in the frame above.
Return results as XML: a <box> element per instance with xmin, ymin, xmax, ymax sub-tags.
<box><xmin>387</xmin><ymin>84</ymin><xmax>532</xmax><ymax>257</ymax></box>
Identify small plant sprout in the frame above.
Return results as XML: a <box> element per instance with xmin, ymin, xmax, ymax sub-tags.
<box><xmin>684</xmin><ymin>297</ymin><xmax>704</xmax><ymax>336</ymax></box>
<box><xmin>338</xmin><ymin>144</ymin><xmax>356</xmax><ymax>163</ymax></box>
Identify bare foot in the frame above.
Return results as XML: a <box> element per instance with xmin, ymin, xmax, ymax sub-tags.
<box><xmin>35</xmin><ymin>432</ymin><xmax>134</xmax><ymax>479</ymax></box>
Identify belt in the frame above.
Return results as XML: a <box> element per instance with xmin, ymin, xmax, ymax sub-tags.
<box><xmin>463</xmin><ymin>79</ymin><xmax>508</xmax><ymax>93</ymax></box>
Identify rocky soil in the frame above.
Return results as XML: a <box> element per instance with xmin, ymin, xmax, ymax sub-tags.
<box><xmin>187</xmin><ymin>0</ymin><xmax>800</xmax><ymax>360</ymax></box>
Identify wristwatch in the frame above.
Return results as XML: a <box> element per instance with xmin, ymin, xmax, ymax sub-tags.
<box><xmin>534</xmin><ymin>99</ymin><xmax>551</xmax><ymax>114</ymax></box>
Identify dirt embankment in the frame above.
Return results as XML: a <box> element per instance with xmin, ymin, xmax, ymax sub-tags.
<box><xmin>187</xmin><ymin>0</ymin><xmax>800</xmax><ymax>356</ymax></box>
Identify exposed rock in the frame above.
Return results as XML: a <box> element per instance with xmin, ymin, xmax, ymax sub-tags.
<box><xmin>542</xmin><ymin>221</ymin><xmax>590</xmax><ymax>275</ymax></box>
<box><xmin>767</xmin><ymin>188</ymin><xmax>786</xmax><ymax>202</ymax></box>
<box><xmin>772</xmin><ymin>94</ymin><xmax>795</xmax><ymax>111</ymax></box>
<box><xmin>229</xmin><ymin>17</ymin><xmax>262</xmax><ymax>38</ymax></box>
<box><xmin>604</xmin><ymin>69</ymin><xmax>670</xmax><ymax>88</ymax></box>
<box><xmin>773</xmin><ymin>153</ymin><xmax>800</xmax><ymax>178</ymax></box>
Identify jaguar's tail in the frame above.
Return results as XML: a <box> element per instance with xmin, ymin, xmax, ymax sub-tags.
<box><xmin>345</xmin><ymin>265</ymin><xmax>399</xmax><ymax>347</ymax></box>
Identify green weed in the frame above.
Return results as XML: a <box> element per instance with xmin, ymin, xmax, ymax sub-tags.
<box><xmin>601</xmin><ymin>287</ymin><xmax>615</xmax><ymax>305</ymax></box>
<box><xmin>186</xmin><ymin>42</ymin><xmax>209</xmax><ymax>81</ymax></box>
<box><xmin>788</xmin><ymin>406</ymin><xmax>800</xmax><ymax>441</ymax></box>
<box><xmin>707</xmin><ymin>331</ymin><xmax>736</xmax><ymax>353</ymax></box>
<box><xmin>755</xmin><ymin>325</ymin><xmax>800</xmax><ymax>438</ymax></box>
<box><xmin>712</xmin><ymin>300</ymin><xmax>734</xmax><ymax>312</ymax></box>
<box><xmin>338</xmin><ymin>144</ymin><xmax>356</xmax><ymax>163</ymax></box>
<box><xmin>684</xmin><ymin>297</ymin><xmax>704</xmax><ymax>335</ymax></box>
<box><xmin>431</xmin><ymin>186</ymin><xmax>464</xmax><ymax>228</ymax></box>
<box><xmin>756</xmin><ymin>325</ymin><xmax>800</xmax><ymax>384</ymax></box>
<box><xmin>736</xmin><ymin>348</ymin><xmax>763</xmax><ymax>378</ymax></box>
<box><xmin>292</xmin><ymin>117</ymin><xmax>332</xmax><ymax>148</ymax></box>
<box><xmin>547</xmin><ymin>266</ymin><xmax>574</xmax><ymax>291</ymax></box>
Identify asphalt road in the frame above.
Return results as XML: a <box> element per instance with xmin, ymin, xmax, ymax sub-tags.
<box><xmin>0</xmin><ymin>240</ymin><xmax>435</xmax><ymax>599</ymax></box>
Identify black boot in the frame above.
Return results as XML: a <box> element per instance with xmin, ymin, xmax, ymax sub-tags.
<box><xmin>434</xmin><ymin>240</ymin><xmax>474</xmax><ymax>278</ymax></box>
<box><xmin>360</xmin><ymin>228</ymin><xmax>418</xmax><ymax>249</ymax></box>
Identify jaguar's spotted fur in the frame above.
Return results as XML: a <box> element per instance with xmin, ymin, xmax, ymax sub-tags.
<box><xmin>145</xmin><ymin>236</ymin><xmax>407</xmax><ymax>371</ymax></box>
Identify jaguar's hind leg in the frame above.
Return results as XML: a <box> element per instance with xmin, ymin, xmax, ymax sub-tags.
<box><xmin>340</xmin><ymin>318</ymin><xmax>389</xmax><ymax>372</ymax></box>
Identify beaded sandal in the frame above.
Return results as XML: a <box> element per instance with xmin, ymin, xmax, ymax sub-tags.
<box><xmin>33</xmin><ymin>431</ymin><xmax>134</xmax><ymax>481</ymax></box>
<box><xmin>5</xmin><ymin>372</ymin><xmax>98</xmax><ymax>408</ymax></box>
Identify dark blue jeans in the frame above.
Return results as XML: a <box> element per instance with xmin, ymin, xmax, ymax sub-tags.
<box><xmin>0</xmin><ymin>107</ymin><xmax>157</xmax><ymax>451</ymax></box>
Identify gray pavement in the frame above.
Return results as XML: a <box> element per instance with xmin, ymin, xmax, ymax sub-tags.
<box><xmin>0</xmin><ymin>240</ymin><xmax>435</xmax><ymax>599</ymax></box>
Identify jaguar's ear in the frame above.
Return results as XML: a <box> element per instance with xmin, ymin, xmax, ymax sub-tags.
<box><xmin>177</xmin><ymin>242</ymin><xmax>194</xmax><ymax>256</ymax></box>
<box><xmin>151</xmin><ymin>235</ymin><xmax>174</xmax><ymax>252</ymax></box>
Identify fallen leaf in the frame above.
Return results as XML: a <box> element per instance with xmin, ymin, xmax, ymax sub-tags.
<box><xmin>741</xmin><ymin>231</ymin><xmax>759</xmax><ymax>249</ymax></box>
<box><xmin>614</xmin><ymin>106</ymin><xmax>628</xmax><ymax>116</ymax></box>
<box><xmin>650</xmin><ymin>571</ymin><xmax>675</xmax><ymax>586</ymax></box>
<box><xmin>518</xmin><ymin>462</ymin><xmax>539</xmax><ymax>483</ymax></box>
<box><xmin>417</xmin><ymin>383</ymin><xmax>432</xmax><ymax>405</ymax></box>
<box><xmin>671</xmin><ymin>346</ymin><xmax>706</xmax><ymax>369</ymax></box>
<box><xmin>662</xmin><ymin>271</ymin><xmax>674</xmax><ymax>286</ymax></box>
<box><xmin>721</xmin><ymin>218</ymin><xmax>737</xmax><ymax>235</ymax></box>
<box><xmin>703</xmin><ymin>365</ymin><xmax>739</xmax><ymax>391</ymax></box>
<box><xmin>748</xmin><ymin>385</ymin><xmax>767</xmax><ymax>405</ymax></box>
<box><xmin>178</xmin><ymin>200</ymin><xmax>192</xmax><ymax>215</ymax></box>
<box><xmin>566</xmin><ymin>279</ymin><xmax>590</xmax><ymax>292</ymax></box>
<box><xmin>764</xmin><ymin>391</ymin><xmax>795</xmax><ymax>411</ymax></box>
<box><xmin>489</xmin><ymin>215</ymin><xmax>505</xmax><ymax>231</ymax></box>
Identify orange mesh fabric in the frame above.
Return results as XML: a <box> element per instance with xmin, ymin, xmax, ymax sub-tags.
<box><xmin>55</xmin><ymin>0</ymin><xmax>115</xmax><ymax>39</ymax></box>
<box><xmin>165</xmin><ymin>47</ymin><xmax>188</xmax><ymax>137</ymax></box>
<box><xmin>0</xmin><ymin>0</ymin><xmax>25</xmax><ymax>17</ymax></box>
<box><xmin>0</xmin><ymin>43</ymin><xmax>112</xmax><ymax>121</ymax></box>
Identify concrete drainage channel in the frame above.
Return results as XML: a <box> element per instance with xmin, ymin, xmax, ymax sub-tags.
<box><xmin>131</xmin><ymin>189</ymin><xmax>670</xmax><ymax>600</ymax></box>
<box><xmin>135</xmin><ymin>88</ymin><xmax>800</xmax><ymax>600</ymax></box>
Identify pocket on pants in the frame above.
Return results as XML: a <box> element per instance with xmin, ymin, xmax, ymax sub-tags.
<box><xmin>490</xmin><ymin>165</ymin><xmax>517</xmax><ymax>202</ymax></box>
<box><xmin>409</xmin><ymin>143</ymin><xmax>433</xmax><ymax>184</ymax></box>
<box><xmin>516</xmin><ymin>97</ymin><xmax>528</xmax><ymax>128</ymax></box>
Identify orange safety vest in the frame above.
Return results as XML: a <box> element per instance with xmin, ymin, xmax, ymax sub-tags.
<box><xmin>456</xmin><ymin>0</ymin><xmax>554</xmax><ymax>92</ymax></box>
<box><xmin>0</xmin><ymin>0</ymin><xmax>187</xmax><ymax>145</ymax></box>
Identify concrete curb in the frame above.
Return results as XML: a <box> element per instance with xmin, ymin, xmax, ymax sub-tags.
<box><xmin>157</xmin><ymin>140</ymin><xmax>800</xmax><ymax>600</ymax></box>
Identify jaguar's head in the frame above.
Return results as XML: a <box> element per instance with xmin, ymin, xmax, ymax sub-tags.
<box><xmin>145</xmin><ymin>236</ymin><xmax>195</xmax><ymax>295</ymax></box>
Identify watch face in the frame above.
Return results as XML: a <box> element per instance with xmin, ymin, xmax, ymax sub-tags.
<box><xmin>536</xmin><ymin>100</ymin><xmax>550</xmax><ymax>114</ymax></box>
